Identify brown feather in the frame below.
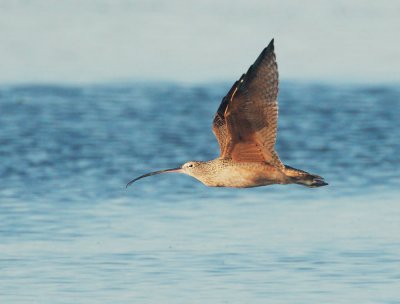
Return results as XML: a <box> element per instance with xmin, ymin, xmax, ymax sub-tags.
<box><xmin>212</xmin><ymin>74</ymin><xmax>245</xmax><ymax>155</ymax></box>
<box><xmin>219</xmin><ymin>40</ymin><xmax>284</xmax><ymax>170</ymax></box>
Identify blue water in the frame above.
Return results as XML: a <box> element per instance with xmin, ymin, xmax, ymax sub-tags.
<box><xmin>1</xmin><ymin>82</ymin><xmax>399</xmax><ymax>303</ymax></box>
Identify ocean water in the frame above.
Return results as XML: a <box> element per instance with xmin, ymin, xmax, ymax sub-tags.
<box><xmin>0</xmin><ymin>82</ymin><xmax>399</xmax><ymax>303</ymax></box>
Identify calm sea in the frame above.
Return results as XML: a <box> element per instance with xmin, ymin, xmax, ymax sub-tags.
<box><xmin>0</xmin><ymin>82</ymin><xmax>399</xmax><ymax>303</ymax></box>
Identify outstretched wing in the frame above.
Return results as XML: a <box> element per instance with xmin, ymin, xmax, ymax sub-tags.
<box><xmin>219</xmin><ymin>39</ymin><xmax>284</xmax><ymax>170</ymax></box>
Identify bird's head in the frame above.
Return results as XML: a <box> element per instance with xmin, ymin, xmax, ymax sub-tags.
<box><xmin>126</xmin><ymin>161</ymin><xmax>205</xmax><ymax>187</ymax></box>
<box><xmin>181</xmin><ymin>161</ymin><xmax>204</xmax><ymax>174</ymax></box>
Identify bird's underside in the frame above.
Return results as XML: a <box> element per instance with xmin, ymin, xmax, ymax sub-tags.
<box><xmin>186</xmin><ymin>158</ymin><xmax>327</xmax><ymax>188</ymax></box>
<box><xmin>188</xmin><ymin>159</ymin><xmax>288</xmax><ymax>188</ymax></box>
<box><xmin>126</xmin><ymin>39</ymin><xmax>327</xmax><ymax>189</ymax></box>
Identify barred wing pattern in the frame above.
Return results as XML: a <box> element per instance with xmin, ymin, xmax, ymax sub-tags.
<box><xmin>213</xmin><ymin>39</ymin><xmax>284</xmax><ymax>170</ymax></box>
<box><xmin>212</xmin><ymin>75</ymin><xmax>245</xmax><ymax>155</ymax></box>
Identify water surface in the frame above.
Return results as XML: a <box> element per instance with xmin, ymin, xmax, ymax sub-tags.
<box><xmin>0</xmin><ymin>82</ymin><xmax>399</xmax><ymax>303</ymax></box>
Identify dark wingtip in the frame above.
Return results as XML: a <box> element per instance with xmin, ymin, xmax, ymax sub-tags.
<box><xmin>268</xmin><ymin>38</ymin><xmax>274</xmax><ymax>50</ymax></box>
<box><xmin>259</xmin><ymin>38</ymin><xmax>275</xmax><ymax>58</ymax></box>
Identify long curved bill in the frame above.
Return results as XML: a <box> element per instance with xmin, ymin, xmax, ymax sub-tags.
<box><xmin>126</xmin><ymin>167</ymin><xmax>182</xmax><ymax>188</ymax></box>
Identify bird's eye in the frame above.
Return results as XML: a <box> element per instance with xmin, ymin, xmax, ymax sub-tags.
<box><xmin>188</xmin><ymin>164</ymin><xmax>193</xmax><ymax>168</ymax></box>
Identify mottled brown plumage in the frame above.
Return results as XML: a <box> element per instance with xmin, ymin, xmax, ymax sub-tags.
<box><xmin>127</xmin><ymin>39</ymin><xmax>327</xmax><ymax>189</ymax></box>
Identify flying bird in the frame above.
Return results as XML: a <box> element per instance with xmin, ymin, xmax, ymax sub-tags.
<box><xmin>127</xmin><ymin>39</ymin><xmax>327</xmax><ymax>188</ymax></box>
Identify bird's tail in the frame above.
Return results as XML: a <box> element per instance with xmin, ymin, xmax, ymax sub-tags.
<box><xmin>284</xmin><ymin>165</ymin><xmax>328</xmax><ymax>188</ymax></box>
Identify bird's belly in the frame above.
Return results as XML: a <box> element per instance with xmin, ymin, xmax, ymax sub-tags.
<box><xmin>202</xmin><ymin>164</ymin><xmax>286</xmax><ymax>188</ymax></box>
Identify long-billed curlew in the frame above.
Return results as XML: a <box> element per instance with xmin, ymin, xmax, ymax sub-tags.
<box><xmin>127</xmin><ymin>39</ymin><xmax>327</xmax><ymax>188</ymax></box>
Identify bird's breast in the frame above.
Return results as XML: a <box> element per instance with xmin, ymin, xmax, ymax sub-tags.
<box><xmin>197</xmin><ymin>162</ymin><xmax>287</xmax><ymax>188</ymax></box>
